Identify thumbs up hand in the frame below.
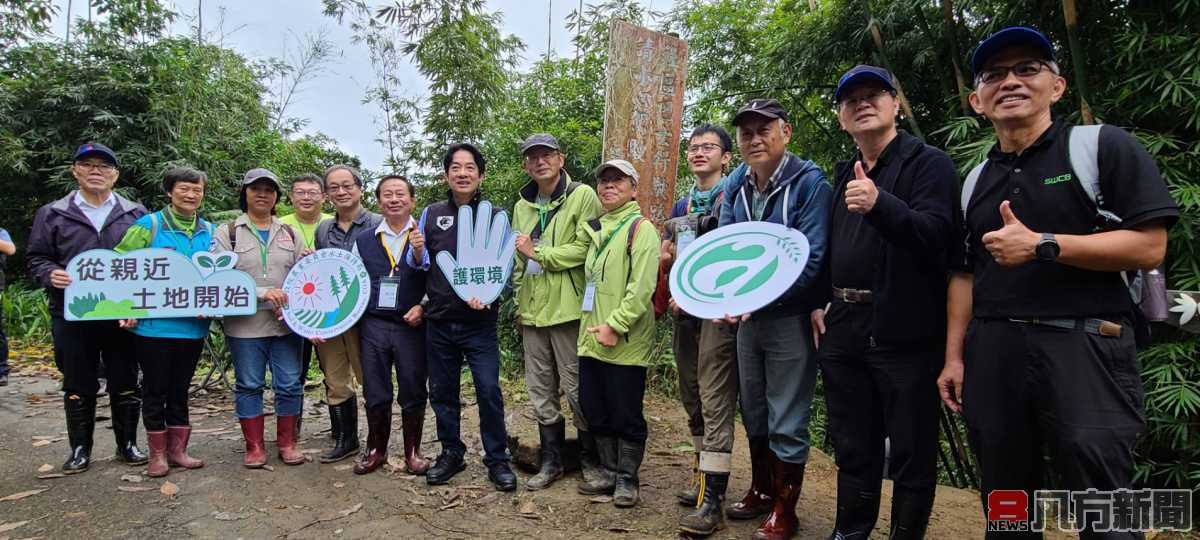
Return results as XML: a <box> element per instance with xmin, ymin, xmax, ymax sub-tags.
<box><xmin>845</xmin><ymin>161</ymin><xmax>879</xmax><ymax>214</ymax></box>
<box><xmin>981</xmin><ymin>200</ymin><xmax>1040</xmax><ymax>267</ymax></box>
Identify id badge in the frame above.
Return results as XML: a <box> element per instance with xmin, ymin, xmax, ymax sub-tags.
<box><xmin>525</xmin><ymin>238</ymin><xmax>544</xmax><ymax>276</ymax></box>
<box><xmin>581</xmin><ymin>281</ymin><xmax>597</xmax><ymax>312</ymax></box>
<box><xmin>377</xmin><ymin>276</ymin><xmax>401</xmax><ymax>310</ymax></box>
<box><xmin>676</xmin><ymin>215</ymin><xmax>697</xmax><ymax>253</ymax></box>
<box><xmin>677</xmin><ymin>229</ymin><xmax>696</xmax><ymax>253</ymax></box>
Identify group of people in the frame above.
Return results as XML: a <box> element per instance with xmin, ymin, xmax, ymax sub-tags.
<box><xmin>16</xmin><ymin>26</ymin><xmax>1178</xmax><ymax>539</ymax></box>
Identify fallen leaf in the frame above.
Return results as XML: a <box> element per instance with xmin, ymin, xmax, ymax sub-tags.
<box><xmin>475</xmin><ymin>492</ymin><xmax>500</xmax><ymax>506</ymax></box>
<box><xmin>36</xmin><ymin>464</ymin><xmax>53</xmax><ymax>473</ymax></box>
<box><xmin>261</xmin><ymin>465</ymin><xmax>275</xmax><ymax>472</ymax></box>
<box><xmin>0</xmin><ymin>520</ymin><xmax>30</xmax><ymax>533</ymax></box>
<box><xmin>336</xmin><ymin>503</ymin><xmax>363</xmax><ymax>518</ymax></box>
<box><xmin>120</xmin><ymin>474</ymin><xmax>143</xmax><ymax>483</ymax></box>
<box><xmin>518</xmin><ymin>501</ymin><xmax>536</xmax><ymax>515</ymax></box>
<box><xmin>333</xmin><ymin>482</ymin><xmax>345</xmax><ymax>489</ymax></box>
<box><xmin>438</xmin><ymin>500</ymin><xmax>461</xmax><ymax>511</ymax></box>
<box><xmin>212</xmin><ymin>511</ymin><xmax>249</xmax><ymax>521</ymax></box>
<box><xmin>31</xmin><ymin>440</ymin><xmax>51</xmax><ymax>447</ymax></box>
<box><xmin>334</xmin><ymin>464</ymin><xmax>352</xmax><ymax>472</ymax></box>
<box><xmin>117</xmin><ymin>486</ymin><xmax>154</xmax><ymax>492</ymax></box>
<box><xmin>37</xmin><ymin>474</ymin><xmax>66</xmax><ymax>480</ymax></box>
<box><xmin>588</xmin><ymin>495</ymin><xmax>613</xmax><ymax>504</ymax></box>
<box><xmin>64</xmin><ymin>512</ymin><xmax>86</xmax><ymax>518</ymax></box>
<box><xmin>30</xmin><ymin>435</ymin><xmax>55</xmax><ymax>441</ymax></box>
<box><xmin>0</xmin><ymin>488</ymin><xmax>48</xmax><ymax>502</ymax></box>
<box><xmin>160</xmin><ymin>481</ymin><xmax>179</xmax><ymax>498</ymax></box>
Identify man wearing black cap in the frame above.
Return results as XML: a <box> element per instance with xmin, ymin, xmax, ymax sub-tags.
<box><xmin>26</xmin><ymin>143</ymin><xmax>149</xmax><ymax>474</ymax></box>
<box><xmin>512</xmin><ymin>134</ymin><xmax>604</xmax><ymax>491</ymax></box>
<box><xmin>939</xmin><ymin>27</ymin><xmax>1177</xmax><ymax>539</ymax></box>
<box><xmin>813</xmin><ymin>65</ymin><xmax>959</xmax><ymax>539</ymax></box>
<box><xmin>717</xmin><ymin>99</ymin><xmax>832</xmax><ymax>540</ymax></box>
<box><xmin>408</xmin><ymin>142</ymin><xmax>518</xmax><ymax>491</ymax></box>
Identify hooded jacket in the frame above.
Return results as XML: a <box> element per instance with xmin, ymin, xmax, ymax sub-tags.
<box><xmin>718</xmin><ymin>153</ymin><xmax>832</xmax><ymax>317</ymax></box>
<box><xmin>26</xmin><ymin>191</ymin><xmax>147</xmax><ymax>317</ymax></box>
<box><xmin>512</xmin><ymin>171</ymin><xmax>603</xmax><ymax>328</ymax></box>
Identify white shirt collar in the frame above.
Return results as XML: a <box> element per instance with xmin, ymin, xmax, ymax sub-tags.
<box><xmin>373</xmin><ymin>217</ymin><xmax>416</xmax><ymax>238</ymax></box>
<box><xmin>74</xmin><ymin>190</ymin><xmax>116</xmax><ymax>210</ymax></box>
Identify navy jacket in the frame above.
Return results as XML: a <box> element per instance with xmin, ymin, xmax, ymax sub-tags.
<box><xmin>825</xmin><ymin>130</ymin><xmax>960</xmax><ymax>347</ymax></box>
<box><xmin>718</xmin><ymin>153</ymin><xmax>832</xmax><ymax>318</ymax></box>
<box><xmin>26</xmin><ymin>191</ymin><xmax>147</xmax><ymax>317</ymax></box>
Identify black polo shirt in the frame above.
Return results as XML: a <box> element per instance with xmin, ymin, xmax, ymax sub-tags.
<box><xmin>957</xmin><ymin>121</ymin><xmax>1178</xmax><ymax>318</ymax></box>
<box><xmin>830</xmin><ymin>136</ymin><xmax>898</xmax><ymax>290</ymax></box>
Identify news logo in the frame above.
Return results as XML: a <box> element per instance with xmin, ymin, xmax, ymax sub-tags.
<box><xmin>986</xmin><ymin>489</ymin><xmax>1193</xmax><ymax>533</ymax></box>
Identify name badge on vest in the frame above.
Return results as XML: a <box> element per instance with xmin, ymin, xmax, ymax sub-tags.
<box><xmin>377</xmin><ymin>276</ymin><xmax>401</xmax><ymax>310</ymax></box>
<box><xmin>581</xmin><ymin>281</ymin><xmax>597</xmax><ymax>312</ymax></box>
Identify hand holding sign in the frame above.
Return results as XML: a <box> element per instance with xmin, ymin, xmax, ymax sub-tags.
<box><xmin>435</xmin><ymin>200</ymin><xmax>517</xmax><ymax>306</ymax></box>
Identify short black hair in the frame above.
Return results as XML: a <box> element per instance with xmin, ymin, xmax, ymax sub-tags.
<box><xmin>689</xmin><ymin>124</ymin><xmax>733</xmax><ymax>152</ymax></box>
<box><xmin>290</xmin><ymin>173</ymin><xmax>324</xmax><ymax>191</ymax></box>
<box><xmin>442</xmin><ymin>143</ymin><xmax>487</xmax><ymax>176</ymax></box>
<box><xmin>162</xmin><ymin>166</ymin><xmax>207</xmax><ymax>194</ymax></box>
<box><xmin>375</xmin><ymin>174</ymin><xmax>415</xmax><ymax>200</ymax></box>
<box><xmin>323</xmin><ymin>164</ymin><xmax>364</xmax><ymax>187</ymax></box>
<box><xmin>239</xmin><ymin>181</ymin><xmax>280</xmax><ymax>215</ymax></box>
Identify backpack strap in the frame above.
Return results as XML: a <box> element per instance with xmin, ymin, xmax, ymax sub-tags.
<box><xmin>532</xmin><ymin>181</ymin><xmax>582</xmax><ymax>241</ymax></box>
<box><xmin>1067</xmin><ymin>124</ymin><xmax>1122</xmax><ymax>225</ymax></box>
<box><xmin>961</xmin><ymin>160</ymin><xmax>988</xmax><ymax>219</ymax></box>
<box><xmin>228</xmin><ymin>221</ymin><xmax>238</xmax><ymax>250</ymax></box>
<box><xmin>626</xmin><ymin>217</ymin><xmax>645</xmax><ymax>255</ymax></box>
<box><xmin>148</xmin><ymin>211</ymin><xmax>160</xmax><ymax>243</ymax></box>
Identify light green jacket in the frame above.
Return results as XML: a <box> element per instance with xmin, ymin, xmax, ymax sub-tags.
<box><xmin>512</xmin><ymin>171</ymin><xmax>603</xmax><ymax>328</ymax></box>
<box><xmin>567</xmin><ymin>200</ymin><xmax>660</xmax><ymax>367</ymax></box>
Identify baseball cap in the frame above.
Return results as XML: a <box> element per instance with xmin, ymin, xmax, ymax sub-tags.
<box><xmin>732</xmin><ymin>98</ymin><xmax>789</xmax><ymax>126</ymax></box>
<box><xmin>73</xmin><ymin>143</ymin><xmax>118</xmax><ymax>167</ymax></box>
<box><xmin>593</xmin><ymin>159</ymin><xmax>639</xmax><ymax>184</ymax></box>
<box><xmin>520</xmin><ymin>133</ymin><xmax>561</xmax><ymax>154</ymax></box>
<box><xmin>970</xmin><ymin>26</ymin><xmax>1055</xmax><ymax>77</ymax></box>
<box><xmin>834</xmin><ymin>65</ymin><xmax>897</xmax><ymax>103</ymax></box>
<box><xmin>241</xmin><ymin>168</ymin><xmax>282</xmax><ymax>189</ymax></box>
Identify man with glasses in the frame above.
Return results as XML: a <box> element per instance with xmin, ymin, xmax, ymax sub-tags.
<box><xmin>511</xmin><ymin>134</ymin><xmax>603</xmax><ymax>491</ymax></box>
<box><xmin>813</xmin><ymin>65</ymin><xmax>959</xmax><ymax>539</ymax></box>
<box><xmin>658</xmin><ymin>124</ymin><xmax>740</xmax><ymax>536</ymax></box>
<box><xmin>312</xmin><ymin>165</ymin><xmax>381</xmax><ymax>464</ymax></box>
<box><xmin>716</xmin><ymin>99</ymin><xmax>832</xmax><ymax>540</ymax></box>
<box><xmin>938</xmin><ymin>27</ymin><xmax>1177</xmax><ymax>538</ymax></box>
<box><xmin>26</xmin><ymin>143</ymin><xmax>149</xmax><ymax>474</ymax></box>
<box><xmin>279</xmin><ymin>173</ymin><xmax>332</xmax><ymax>431</ymax></box>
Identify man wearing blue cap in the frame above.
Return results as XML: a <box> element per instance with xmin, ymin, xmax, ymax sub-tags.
<box><xmin>812</xmin><ymin>65</ymin><xmax>959</xmax><ymax>540</ymax></box>
<box><xmin>939</xmin><ymin>27</ymin><xmax>1178</xmax><ymax>538</ymax></box>
<box><xmin>26</xmin><ymin>143</ymin><xmax>149</xmax><ymax>474</ymax></box>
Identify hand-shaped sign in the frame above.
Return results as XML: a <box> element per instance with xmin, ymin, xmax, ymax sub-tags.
<box><xmin>435</xmin><ymin>200</ymin><xmax>517</xmax><ymax>305</ymax></box>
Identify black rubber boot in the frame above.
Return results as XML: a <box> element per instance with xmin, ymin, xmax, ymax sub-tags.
<box><xmin>526</xmin><ymin>421</ymin><xmax>564</xmax><ymax>490</ymax></box>
<box><xmin>111</xmin><ymin>392</ymin><xmax>147</xmax><ymax>465</ymax></box>
<box><xmin>320</xmin><ymin>396</ymin><xmax>361</xmax><ymax>463</ymax></box>
<box><xmin>827</xmin><ymin>475</ymin><xmax>881</xmax><ymax>540</ymax></box>
<box><xmin>577</xmin><ymin>429</ymin><xmax>604</xmax><ymax>485</ymax></box>
<box><xmin>887</xmin><ymin>486</ymin><xmax>934</xmax><ymax>540</ymax></box>
<box><xmin>613</xmin><ymin>438</ymin><xmax>645</xmax><ymax>508</ymax></box>
<box><xmin>62</xmin><ymin>394</ymin><xmax>95</xmax><ymax>474</ymax></box>
<box><xmin>679</xmin><ymin>471</ymin><xmax>729</xmax><ymax>536</ymax></box>
<box><xmin>577</xmin><ymin>434</ymin><xmax>617</xmax><ymax>495</ymax></box>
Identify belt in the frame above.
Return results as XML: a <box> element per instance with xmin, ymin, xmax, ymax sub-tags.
<box><xmin>832</xmin><ymin>287</ymin><xmax>873</xmax><ymax>304</ymax></box>
<box><xmin>1007</xmin><ymin>317</ymin><xmax>1122</xmax><ymax>338</ymax></box>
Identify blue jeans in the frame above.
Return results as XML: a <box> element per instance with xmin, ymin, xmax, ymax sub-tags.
<box><xmin>426</xmin><ymin>319</ymin><xmax>510</xmax><ymax>465</ymax></box>
<box><xmin>737</xmin><ymin>314</ymin><xmax>818</xmax><ymax>464</ymax></box>
<box><xmin>228</xmin><ymin>334</ymin><xmax>303</xmax><ymax>419</ymax></box>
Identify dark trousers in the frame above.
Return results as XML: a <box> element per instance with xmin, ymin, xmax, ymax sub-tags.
<box><xmin>0</xmin><ymin>293</ymin><xmax>8</xmax><ymax>377</ymax></box>
<box><xmin>299</xmin><ymin>339</ymin><xmax>315</xmax><ymax>385</ymax></box>
<box><xmin>51</xmin><ymin>317</ymin><xmax>139</xmax><ymax>401</ymax></box>
<box><xmin>964</xmin><ymin>318</ymin><xmax>1145</xmax><ymax>540</ymax></box>
<box><xmin>579</xmin><ymin>356</ymin><xmax>648</xmax><ymax>443</ymax></box>
<box><xmin>426</xmin><ymin>318</ymin><xmax>509</xmax><ymax>464</ymax></box>
<box><xmin>134</xmin><ymin>335</ymin><xmax>203</xmax><ymax>431</ymax></box>
<box><xmin>818</xmin><ymin>301</ymin><xmax>939</xmax><ymax>495</ymax></box>
<box><xmin>359</xmin><ymin>315</ymin><xmax>427</xmax><ymax>412</ymax></box>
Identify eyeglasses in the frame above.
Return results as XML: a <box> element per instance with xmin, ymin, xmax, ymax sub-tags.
<box><xmin>976</xmin><ymin>60</ymin><xmax>1055</xmax><ymax>86</ymax></box>
<box><xmin>838</xmin><ymin>88</ymin><xmax>893</xmax><ymax>109</ymax></box>
<box><xmin>75</xmin><ymin>162</ymin><xmax>116</xmax><ymax>172</ymax></box>
<box><xmin>326</xmin><ymin>183</ymin><xmax>359</xmax><ymax>193</ymax></box>
<box><xmin>291</xmin><ymin>190</ymin><xmax>322</xmax><ymax>198</ymax></box>
<box><xmin>687</xmin><ymin>143</ymin><xmax>724</xmax><ymax>154</ymax></box>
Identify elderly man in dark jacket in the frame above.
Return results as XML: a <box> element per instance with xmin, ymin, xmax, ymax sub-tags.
<box><xmin>26</xmin><ymin>143</ymin><xmax>148</xmax><ymax>474</ymax></box>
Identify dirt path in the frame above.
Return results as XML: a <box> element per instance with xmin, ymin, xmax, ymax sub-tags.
<box><xmin>0</xmin><ymin>356</ymin><xmax>993</xmax><ymax>539</ymax></box>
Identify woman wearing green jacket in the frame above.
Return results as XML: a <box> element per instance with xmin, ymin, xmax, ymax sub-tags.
<box><xmin>569</xmin><ymin>159</ymin><xmax>661</xmax><ymax>508</ymax></box>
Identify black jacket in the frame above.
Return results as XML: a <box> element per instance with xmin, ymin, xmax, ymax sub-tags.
<box><xmin>823</xmin><ymin>131</ymin><xmax>960</xmax><ymax>347</ymax></box>
<box><xmin>410</xmin><ymin>192</ymin><xmax>501</xmax><ymax>323</ymax></box>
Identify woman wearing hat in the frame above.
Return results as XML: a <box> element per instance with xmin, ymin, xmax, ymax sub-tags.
<box><xmin>555</xmin><ymin>159</ymin><xmax>661</xmax><ymax>508</ymax></box>
<box><xmin>212</xmin><ymin>168</ymin><xmax>306</xmax><ymax>468</ymax></box>
<box><xmin>112</xmin><ymin>167</ymin><xmax>215</xmax><ymax>477</ymax></box>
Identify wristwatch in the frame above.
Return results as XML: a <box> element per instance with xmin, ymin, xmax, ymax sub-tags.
<box><xmin>1035</xmin><ymin>232</ymin><xmax>1060</xmax><ymax>263</ymax></box>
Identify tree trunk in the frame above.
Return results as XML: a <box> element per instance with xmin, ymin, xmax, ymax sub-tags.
<box><xmin>940</xmin><ymin>0</ymin><xmax>971</xmax><ymax>114</ymax></box>
<box><xmin>867</xmin><ymin>18</ymin><xmax>925</xmax><ymax>139</ymax></box>
<box><xmin>1061</xmin><ymin>0</ymin><xmax>1095</xmax><ymax>124</ymax></box>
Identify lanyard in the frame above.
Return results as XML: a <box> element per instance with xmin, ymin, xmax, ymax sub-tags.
<box><xmin>537</xmin><ymin>204</ymin><xmax>549</xmax><ymax>235</ymax></box>
<box><xmin>379</xmin><ymin>230</ymin><xmax>410</xmax><ymax>277</ymax></box>
<box><xmin>589</xmin><ymin>213</ymin><xmax>638</xmax><ymax>277</ymax></box>
<box><xmin>294</xmin><ymin>220</ymin><xmax>316</xmax><ymax>249</ymax></box>
<box><xmin>247</xmin><ymin>225</ymin><xmax>271</xmax><ymax>277</ymax></box>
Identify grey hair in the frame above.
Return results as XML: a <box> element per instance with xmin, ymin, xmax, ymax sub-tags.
<box><xmin>323</xmin><ymin>164</ymin><xmax>364</xmax><ymax>187</ymax></box>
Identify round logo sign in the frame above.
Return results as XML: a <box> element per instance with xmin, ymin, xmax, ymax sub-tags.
<box><xmin>668</xmin><ymin>222</ymin><xmax>810</xmax><ymax>320</ymax></box>
<box><xmin>281</xmin><ymin>249</ymin><xmax>370</xmax><ymax>339</ymax></box>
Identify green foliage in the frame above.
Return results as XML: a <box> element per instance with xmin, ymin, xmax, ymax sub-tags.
<box><xmin>2</xmin><ymin>282</ymin><xmax>51</xmax><ymax>340</ymax></box>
